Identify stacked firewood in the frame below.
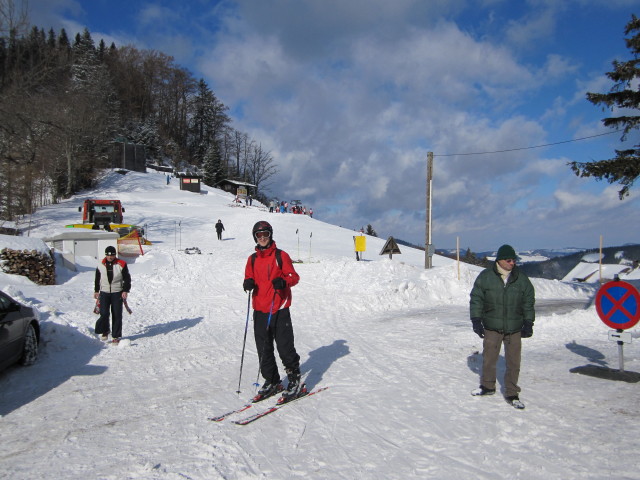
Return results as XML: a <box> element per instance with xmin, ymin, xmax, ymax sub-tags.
<box><xmin>0</xmin><ymin>248</ymin><xmax>56</xmax><ymax>285</ymax></box>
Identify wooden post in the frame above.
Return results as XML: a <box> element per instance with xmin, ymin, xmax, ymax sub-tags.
<box><xmin>599</xmin><ymin>235</ymin><xmax>603</xmax><ymax>283</ymax></box>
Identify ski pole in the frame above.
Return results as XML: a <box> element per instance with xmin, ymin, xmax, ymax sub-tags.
<box><xmin>236</xmin><ymin>292</ymin><xmax>252</xmax><ymax>394</ymax></box>
<box><xmin>253</xmin><ymin>293</ymin><xmax>277</xmax><ymax>390</ymax></box>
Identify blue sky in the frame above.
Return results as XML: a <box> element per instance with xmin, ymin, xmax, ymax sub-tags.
<box><xmin>24</xmin><ymin>0</ymin><xmax>639</xmax><ymax>252</ymax></box>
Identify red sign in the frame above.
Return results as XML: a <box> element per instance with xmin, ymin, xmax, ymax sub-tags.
<box><xmin>595</xmin><ymin>281</ymin><xmax>640</xmax><ymax>330</ymax></box>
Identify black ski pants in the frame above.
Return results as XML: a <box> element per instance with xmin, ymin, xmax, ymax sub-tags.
<box><xmin>95</xmin><ymin>291</ymin><xmax>124</xmax><ymax>338</ymax></box>
<box><xmin>253</xmin><ymin>307</ymin><xmax>300</xmax><ymax>384</ymax></box>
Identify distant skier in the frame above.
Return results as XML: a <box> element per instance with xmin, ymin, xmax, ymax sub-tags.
<box><xmin>242</xmin><ymin>220</ymin><xmax>304</xmax><ymax>403</ymax></box>
<box><xmin>469</xmin><ymin>244</ymin><xmax>535</xmax><ymax>409</ymax></box>
<box><xmin>215</xmin><ymin>219</ymin><xmax>225</xmax><ymax>240</ymax></box>
<box><xmin>94</xmin><ymin>246</ymin><xmax>131</xmax><ymax>344</ymax></box>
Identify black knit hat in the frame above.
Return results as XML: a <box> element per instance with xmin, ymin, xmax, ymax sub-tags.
<box><xmin>105</xmin><ymin>246</ymin><xmax>117</xmax><ymax>255</ymax></box>
<box><xmin>496</xmin><ymin>244</ymin><xmax>516</xmax><ymax>261</ymax></box>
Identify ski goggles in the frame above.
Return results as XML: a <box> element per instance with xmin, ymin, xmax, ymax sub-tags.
<box><xmin>255</xmin><ymin>231</ymin><xmax>271</xmax><ymax>239</ymax></box>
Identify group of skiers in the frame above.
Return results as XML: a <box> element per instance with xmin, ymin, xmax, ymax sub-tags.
<box><xmin>268</xmin><ymin>200</ymin><xmax>313</xmax><ymax>217</ymax></box>
<box><xmin>92</xmin><ymin>211</ymin><xmax>534</xmax><ymax>407</ymax></box>
<box><xmin>93</xmin><ymin>217</ymin><xmax>304</xmax><ymax>403</ymax></box>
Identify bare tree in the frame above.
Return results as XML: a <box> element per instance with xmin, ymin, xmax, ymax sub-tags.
<box><xmin>247</xmin><ymin>142</ymin><xmax>277</xmax><ymax>193</ymax></box>
<box><xmin>0</xmin><ymin>0</ymin><xmax>28</xmax><ymax>37</ymax></box>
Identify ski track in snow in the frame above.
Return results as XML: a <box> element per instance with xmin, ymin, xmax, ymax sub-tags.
<box><xmin>1</xmin><ymin>170</ymin><xmax>639</xmax><ymax>479</ymax></box>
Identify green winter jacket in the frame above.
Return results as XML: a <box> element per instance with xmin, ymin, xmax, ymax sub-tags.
<box><xmin>469</xmin><ymin>263</ymin><xmax>535</xmax><ymax>334</ymax></box>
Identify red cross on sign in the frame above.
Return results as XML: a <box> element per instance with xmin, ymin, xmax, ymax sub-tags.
<box><xmin>595</xmin><ymin>280</ymin><xmax>640</xmax><ymax>330</ymax></box>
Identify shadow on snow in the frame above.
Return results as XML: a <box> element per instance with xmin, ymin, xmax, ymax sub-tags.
<box><xmin>301</xmin><ymin>339</ymin><xmax>350</xmax><ymax>390</ymax></box>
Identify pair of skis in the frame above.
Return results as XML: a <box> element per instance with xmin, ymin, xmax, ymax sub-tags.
<box><xmin>209</xmin><ymin>386</ymin><xmax>329</xmax><ymax>425</ymax></box>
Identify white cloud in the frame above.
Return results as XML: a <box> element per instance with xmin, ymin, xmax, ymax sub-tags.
<box><xmin>27</xmin><ymin>0</ymin><xmax>640</xmax><ymax>250</ymax></box>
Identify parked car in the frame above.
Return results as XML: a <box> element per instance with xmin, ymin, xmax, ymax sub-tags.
<box><xmin>0</xmin><ymin>291</ymin><xmax>40</xmax><ymax>372</ymax></box>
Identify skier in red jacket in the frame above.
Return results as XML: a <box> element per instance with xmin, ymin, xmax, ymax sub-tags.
<box><xmin>243</xmin><ymin>221</ymin><xmax>303</xmax><ymax>402</ymax></box>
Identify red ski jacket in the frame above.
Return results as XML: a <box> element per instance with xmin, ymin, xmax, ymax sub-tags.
<box><xmin>244</xmin><ymin>241</ymin><xmax>299</xmax><ymax>314</ymax></box>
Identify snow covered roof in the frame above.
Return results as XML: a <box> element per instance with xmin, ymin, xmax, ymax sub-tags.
<box><xmin>216</xmin><ymin>179</ymin><xmax>256</xmax><ymax>187</ymax></box>
<box><xmin>562</xmin><ymin>261</ymin><xmax>640</xmax><ymax>283</ymax></box>
<box><xmin>43</xmin><ymin>230</ymin><xmax>120</xmax><ymax>242</ymax></box>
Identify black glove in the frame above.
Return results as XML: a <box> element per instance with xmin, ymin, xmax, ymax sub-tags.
<box><xmin>471</xmin><ymin>317</ymin><xmax>484</xmax><ymax>338</ymax></box>
<box><xmin>521</xmin><ymin>323</ymin><xmax>533</xmax><ymax>338</ymax></box>
<box><xmin>272</xmin><ymin>277</ymin><xmax>286</xmax><ymax>290</ymax></box>
<box><xmin>243</xmin><ymin>278</ymin><xmax>255</xmax><ymax>292</ymax></box>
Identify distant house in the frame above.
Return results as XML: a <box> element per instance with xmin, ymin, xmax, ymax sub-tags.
<box><xmin>177</xmin><ymin>173</ymin><xmax>203</xmax><ymax>193</ymax></box>
<box><xmin>562</xmin><ymin>261</ymin><xmax>640</xmax><ymax>283</ymax></box>
<box><xmin>215</xmin><ymin>179</ymin><xmax>256</xmax><ymax>196</ymax></box>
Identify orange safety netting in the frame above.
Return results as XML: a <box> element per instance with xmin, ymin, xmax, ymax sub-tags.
<box><xmin>117</xmin><ymin>230</ymin><xmax>145</xmax><ymax>256</ymax></box>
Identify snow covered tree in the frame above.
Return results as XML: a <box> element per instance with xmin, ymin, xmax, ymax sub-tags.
<box><xmin>188</xmin><ymin>79</ymin><xmax>231</xmax><ymax>166</ymax></box>
<box><xmin>125</xmin><ymin>117</ymin><xmax>161</xmax><ymax>161</ymax></box>
<box><xmin>202</xmin><ymin>140</ymin><xmax>223</xmax><ymax>186</ymax></box>
<box><xmin>570</xmin><ymin>15</ymin><xmax>640</xmax><ymax>199</ymax></box>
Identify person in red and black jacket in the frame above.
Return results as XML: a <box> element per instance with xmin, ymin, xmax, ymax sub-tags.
<box><xmin>94</xmin><ymin>245</ymin><xmax>131</xmax><ymax>343</ymax></box>
<box><xmin>243</xmin><ymin>221</ymin><xmax>303</xmax><ymax>401</ymax></box>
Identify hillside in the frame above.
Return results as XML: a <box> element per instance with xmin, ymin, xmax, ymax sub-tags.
<box><xmin>1</xmin><ymin>169</ymin><xmax>639</xmax><ymax>480</ymax></box>
<box><xmin>519</xmin><ymin>245</ymin><xmax>640</xmax><ymax>280</ymax></box>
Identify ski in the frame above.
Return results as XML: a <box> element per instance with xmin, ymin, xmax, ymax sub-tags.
<box><xmin>208</xmin><ymin>386</ymin><xmax>283</xmax><ymax>422</ymax></box>
<box><xmin>233</xmin><ymin>386</ymin><xmax>329</xmax><ymax>425</ymax></box>
<box><xmin>208</xmin><ymin>402</ymin><xmax>254</xmax><ymax>422</ymax></box>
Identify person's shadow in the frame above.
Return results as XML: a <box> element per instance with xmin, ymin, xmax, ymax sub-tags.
<box><xmin>126</xmin><ymin>317</ymin><xmax>203</xmax><ymax>341</ymax></box>
<box><xmin>301</xmin><ymin>340</ymin><xmax>350</xmax><ymax>389</ymax></box>
<box><xmin>467</xmin><ymin>350</ymin><xmax>507</xmax><ymax>393</ymax></box>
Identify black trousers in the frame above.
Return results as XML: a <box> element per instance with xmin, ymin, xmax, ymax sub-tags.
<box><xmin>254</xmin><ymin>307</ymin><xmax>300</xmax><ymax>383</ymax></box>
<box><xmin>95</xmin><ymin>291</ymin><xmax>124</xmax><ymax>338</ymax></box>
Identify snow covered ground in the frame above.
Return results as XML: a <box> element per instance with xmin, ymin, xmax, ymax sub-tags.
<box><xmin>1</xmin><ymin>169</ymin><xmax>639</xmax><ymax>480</ymax></box>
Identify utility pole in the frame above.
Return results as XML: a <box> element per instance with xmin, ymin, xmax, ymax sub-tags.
<box><xmin>425</xmin><ymin>152</ymin><xmax>434</xmax><ymax>269</ymax></box>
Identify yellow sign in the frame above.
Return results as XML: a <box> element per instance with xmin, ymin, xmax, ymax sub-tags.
<box><xmin>354</xmin><ymin>235</ymin><xmax>366</xmax><ymax>252</ymax></box>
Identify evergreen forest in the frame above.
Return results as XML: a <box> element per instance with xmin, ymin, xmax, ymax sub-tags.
<box><xmin>0</xmin><ymin>20</ymin><xmax>276</xmax><ymax>221</ymax></box>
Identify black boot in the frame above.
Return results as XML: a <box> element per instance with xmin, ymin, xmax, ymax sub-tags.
<box><xmin>253</xmin><ymin>380</ymin><xmax>283</xmax><ymax>402</ymax></box>
<box><xmin>279</xmin><ymin>368</ymin><xmax>305</xmax><ymax>403</ymax></box>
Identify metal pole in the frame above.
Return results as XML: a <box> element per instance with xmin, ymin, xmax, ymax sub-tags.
<box><xmin>617</xmin><ymin>329</ymin><xmax>625</xmax><ymax>372</ymax></box>
<box><xmin>425</xmin><ymin>152</ymin><xmax>434</xmax><ymax>269</ymax></box>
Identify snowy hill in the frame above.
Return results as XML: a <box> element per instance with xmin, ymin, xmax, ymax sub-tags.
<box><xmin>1</xmin><ymin>169</ymin><xmax>639</xmax><ymax>480</ymax></box>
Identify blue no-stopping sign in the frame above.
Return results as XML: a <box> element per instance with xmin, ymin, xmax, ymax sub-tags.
<box><xmin>595</xmin><ymin>281</ymin><xmax>640</xmax><ymax>330</ymax></box>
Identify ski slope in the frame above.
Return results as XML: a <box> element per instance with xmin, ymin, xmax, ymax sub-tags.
<box><xmin>1</xmin><ymin>169</ymin><xmax>639</xmax><ymax>480</ymax></box>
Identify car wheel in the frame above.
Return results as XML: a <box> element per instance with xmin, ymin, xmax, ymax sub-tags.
<box><xmin>20</xmin><ymin>323</ymin><xmax>38</xmax><ymax>366</ymax></box>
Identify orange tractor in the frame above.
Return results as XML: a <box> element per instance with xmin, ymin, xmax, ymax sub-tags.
<box><xmin>79</xmin><ymin>199</ymin><xmax>125</xmax><ymax>227</ymax></box>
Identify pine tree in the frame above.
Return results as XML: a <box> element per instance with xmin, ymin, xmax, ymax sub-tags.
<box><xmin>202</xmin><ymin>140</ymin><xmax>223</xmax><ymax>187</ymax></box>
<box><xmin>569</xmin><ymin>15</ymin><xmax>640</xmax><ymax>199</ymax></box>
<box><xmin>188</xmin><ymin>79</ymin><xmax>230</xmax><ymax>166</ymax></box>
<box><xmin>365</xmin><ymin>224</ymin><xmax>377</xmax><ymax>237</ymax></box>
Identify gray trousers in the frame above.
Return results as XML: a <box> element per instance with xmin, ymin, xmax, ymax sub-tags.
<box><xmin>481</xmin><ymin>329</ymin><xmax>522</xmax><ymax>397</ymax></box>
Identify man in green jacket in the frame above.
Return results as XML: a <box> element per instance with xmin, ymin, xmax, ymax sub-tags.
<box><xmin>469</xmin><ymin>244</ymin><xmax>535</xmax><ymax>409</ymax></box>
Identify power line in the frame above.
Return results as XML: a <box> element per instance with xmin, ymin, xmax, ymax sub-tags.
<box><xmin>432</xmin><ymin>129</ymin><xmax>622</xmax><ymax>157</ymax></box>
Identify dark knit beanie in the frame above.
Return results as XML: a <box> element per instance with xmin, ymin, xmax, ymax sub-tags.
<box><xmin>496</xmin><ymin>244</ymin><xmax>516</xmax><ymax>261</ymax></box>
